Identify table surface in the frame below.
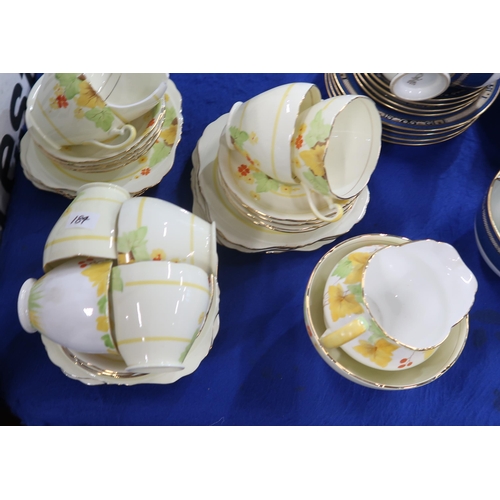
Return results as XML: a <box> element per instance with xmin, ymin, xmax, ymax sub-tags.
<box><xmin>2</xmin><ymin>73</ymin><xmax>500</xmax><ymax>426</ymax></box>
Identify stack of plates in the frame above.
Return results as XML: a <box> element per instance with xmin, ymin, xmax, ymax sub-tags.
<box><xmin>191</xmin><ymin>113</ymin><xmax>370</xmax><ymax>253</ymax></box>
<box><xmin>20</xmin><ymin>78</ymin><xmax>183</xmax><ymax>198</ymax></box>
<box><xmin>325</xmin><ymin>73</ymin><xmax>500</xmax><ymax>145</ymax></box>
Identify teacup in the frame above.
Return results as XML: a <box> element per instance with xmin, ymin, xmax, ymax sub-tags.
<box><xmin>17</xmin><ymin>257</ymin><xmax>116</xmax><ymax>354</ymax></box>
<box><xmin>320</xmin><ymin>240</ymin><xmax>477</xmax><ymax>370</ymax></box>
<box><xmin>110</xmin><ymin>261</ymin><xmax>211</xmax><ymax>373</ymax></box>
<box><xmin>26</xmin><ymin>73</ymin><xmax>137</xmax><ymax>151</ymax></box>
<box><xmin>475</xmin><ymin>172</ymin><xmax>500</xmax><ymax>277</ymax></box>
<box><xmin>292</xmin><ymin>95</ymin><xmax>381</xmax><ymax>222</ymax></box>
<box><xmin>43</xmin><ymin>182</ymin><xmax>131</xmax><ymax>272</ymax></box>
<box><xmin>85</xmin><ymin>73</ymin><xmax>169</xmax><ymax>123</ymax></box>
<box><xmin>383</xmin><ymin>73</ymin><xmax>451</xmax><ymax>101</ymax></box>
<box><xmin>222</xmin><ymin>82</ymin><xmax>322</xmax><ymax>185</ymax></box>
<box><xmin>116</xmin><ymin>196</ymin><xmax>218</xmax><ymax>275</ymax></box>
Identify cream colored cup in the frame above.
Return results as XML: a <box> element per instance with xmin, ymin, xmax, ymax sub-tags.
<box><xmin>17</xmin><ymin>258</ymin><xmax>116</xmax><ymax>354</ymax></box>
<box><xmin>85</xmin><ymin>73</ymin><xmax>169</xmax><ymax>123</ymax></box>
<box><xmin>43</xmin><ymin>182</ymin><xmax>131</xmax><ymax>272</ymax></box>
<box><xmin>222</xmin><ymin>82</ymin><xmax>322</xmax><ymax>185</ymax></box>
<box><xmin>26</xmin><ymin>73</ymin><xmax>137</xmax><ymax>150</ymax></box>
<box><xmin>321</xmin><ymin>240</ymin><xmax>477</xmax><ymax>371</ymax></box>
<box><xmin>116</xmin><ymin>196</ymin><xmax>217</xmax><ymax>275</ymax></box>
<box><xmin>292</xmin><ymin>95</ymin><xmax>381</xmax><ymax>222</ymax></box>
<box><xmin>110</xmin><ymin>261</ymin><xmax>211</xmax><ymax>373</ymax></box>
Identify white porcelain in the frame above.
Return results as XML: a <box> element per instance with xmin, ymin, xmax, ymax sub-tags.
<box><xmin>86</xmin><ymin>73</ymin><xmax>169</xmax><ymax>123</ymax></box>
<box><xmin>320</xmin><ymin>240</ymin><xmax>478</xmax><ymax>371</ymax></box>
<box><xmin>192</xmin><ymin>113</ymin><xmax>370</xmax><ymax>253</ymax></box>
<box><xmin>222</xmin><ymin>82</ymin><xmax>321</xmax><ymax>185</ymax></box>
<box><xmin>111</xmin><ymin>261</ymin><xmax>211</xmax><ymax>373</ymax></box>
<box><xmin>17</xmin><ymin>258</ymin><xmax>116</xmax><ymax>354</ymax></box>
<box><xmin>116</xmin><ymin>196</ymin><xmax>217</xmax><ymax>275</ymax></box>
<box><xmin>383</xmin><ymin>73</ymin><xmax>451</xmax><ymax>101</ymax></box>
<box><xmin>304</xmin><ymin>234</ymin><xmax>470</xmax><ymax>390</ymax></box>
<box><xmin>40</xmin><ymin>278</ymin><xmax>220</xmax><ymax>385</ymax></box>
<box><xmin>292</xmin><ymin>94</ymin><xmax>381</xmax><ymax>219</ymax></box>
<box><xmin>20</xmin><ymin>78</ymin><xmax>183</xmax><ymax>197</ymax></box>
<box><xmin>27</xmin><ymin>73</ymin><xmax>137</xmax><ymax>150</ymax></box>
<box><xmin>43</xmin><ymin>182</ymin><xmax>131</xmax><ymax>272</ymax></box>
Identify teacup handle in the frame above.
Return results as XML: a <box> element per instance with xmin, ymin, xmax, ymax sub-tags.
<box><xmin>320</xmin><ymin>319</ymin><xmax>367</xmax><ymax>349</ymax></box>
<box><xmin>82</xmin><ymin>124</ymin><xmax>137</xmax><ymax>150</ymax></box>
<box><xmin>302</xmin><ymin>183</ymin><xmax>343</xmax><ymax>223</ymax></box>
<box><xmin>223</xmin><ymin>101</ymin><xmax>243</xmax><ymax>150</ymax></box>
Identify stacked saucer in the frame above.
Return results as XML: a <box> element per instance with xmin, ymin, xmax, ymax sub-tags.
<box><xmin>21</xmin><ymin>75</ymin><xmax>183</xmax><ymax>198</ymax></box>
<box><xmin>325</xmin><ymin>73</ymin><xmax>500</xmax><ymax>145</ymax></box>
<box><xmin>191</xmin><ymin>82</ymin><xmax>381</xmax><ymax>253</ymax></box>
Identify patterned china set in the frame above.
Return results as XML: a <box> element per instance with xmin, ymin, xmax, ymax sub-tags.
<box><xmin>16</xmin><ymin>73</ymin><xmax>499</xmax><ymax>389</ymax></box>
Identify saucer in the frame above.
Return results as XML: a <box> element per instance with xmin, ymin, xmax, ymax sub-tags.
<box><xmin>20</xmin><ymin>78</ymin><xmax>183</xmax><ymax>198</ymax></box>
<box><xmin>41</xmin><ymin>279</ymin><xmax>220</xmax><ymax>385</ymax></box>
<box><xmin>304</xmin><ymin>234</ymin><xmax>469</xmax><ymax>390</ymax></box>
<box><xmin>191</xmin><ymin>114</ymin><xmax>370</xmax><ymax>253</ymax></box>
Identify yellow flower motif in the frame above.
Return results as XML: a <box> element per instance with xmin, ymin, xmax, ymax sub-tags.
<box><xmin>76</xmin><ymin>80</ymin><xmax>105</xmax><ymax>108</ymax></box>
<box><xmin>353</xmin><ymin>338</ymin><xmax>398</xmax><ymax>368</ymax></box>
<box><xmin>252</xmin><ymin>159</ymin><xmax>261</xmax><ymax>168</ymax></box>
<box><xmin>243</xmin><ymin>174</ymin><xmax>255</xmax><ymax>184</ymax></box>
<box><xmin>151</xmin><ymin>248</ymin><xmax>167</xmax><ymax>261</ymax></box>
<box><xmin>49</xmin><ymin>97</ymin><xmax>59</xmax><ymax>109</ymax></box>
<box><xmin>74</xmin><ymin>107</ymin><xmax>85</xmax><ymax>119</ymax></box>
<box><xmin>138</xmin><ymin>155</ymin><xmax>148</xmax><ymax>164</ymax></box>
<box><xmin>81</xmin><ymin>261</ymin><xmax>111</xmax><ymax>296</ymax></box>
<box><xmin>160</xmin><ymin>123</ymin><xmax>177</xmax><ymax>145</ymax></box>
<box><xmin>96</xmin><ymin>316</ymin><xmax>109</xmax><ymax>333</ymax></box>
<box><xmin>164</xmin><ymin>94</ymin><xmax>170</xmax><ymax>102</ymax></box>
<box><xmin>327</xmin><ymin>284</ymin><xmax>364</xmax><ymax>322</ymax></box>
<box><xmin>249</xmin><ymin>132</ymin><xmax>258</xmax><ymax>145</ymax></box>
<box><xmin>297</xmin><ymin>123</ymin><xmax>307</xmax><ymax>135</ymax></box>
<box><xmin>250</xmin><ymin>191</ymin><xmax>260</xmax><ymax>201</ymax></box>
<box><xmin>345</xmin><ymin>252</ymin><xmax>372</xmax><ymax>284</ymax></box>
<box><xmin>292</xmin><ymin>156</ymin><xmax>301</xmax><ymax>171</ymax></box>
<box><xmin>280</xmin><ymin>185</ymin><xmax>292</xmax><ymax>194</ymax></box>
<box><xmin>299</xmin><ymin>143</ymin><xmax>326</xmax><ymax>177</ymax></box>
<box><xmin>53</xmin><ymin>84</ymin><xmax>64</xmax><ymax>96</ymax></box>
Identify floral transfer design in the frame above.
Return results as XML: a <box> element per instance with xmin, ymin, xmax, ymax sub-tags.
<box><xmin>117</xmin><ymin>226</ymin><xmax>186</xmax><ymax>265</ymax></box>
<box><xmin>53</xmin><ymin>74</ymin><xmax>117</xmax><ymax>132</ymax></box>
<box><xmin>292</xmin><ymin>111</ymin><xmax>332</xmax><ymax>196</ymax></box>
<box><xmin>132</xmin><ymin>97</ymin><xmax>178</xmax><ymax>178</ymax></box>
<box><xmin>228</xmin><ymin>125</ymin><xmax>300</xmax><ymax>197</ymax></box>
<box><xmin>79</xmin><ymin>259</ymin><xmax>115</xmax><ymax>352</ymax></box>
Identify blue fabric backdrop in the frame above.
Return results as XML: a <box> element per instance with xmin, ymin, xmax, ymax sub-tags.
<box><xmin>1</xmin><ymin>73</ymin><xmax>500</xmax><ymax>425</ymax></box>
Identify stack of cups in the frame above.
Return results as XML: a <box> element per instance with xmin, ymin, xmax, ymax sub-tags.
<box><xmin>17</xmin><ymin>182</ymin><xmax>219</xmax><ymax>375</ymax></box>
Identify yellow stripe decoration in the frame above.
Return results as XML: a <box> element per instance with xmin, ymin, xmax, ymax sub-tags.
<box><xmin>36</xmin><ymin>100</ymin><xmax>76</xmax><ymax>145</ymax></box>
<box><xmin>45</xmin><ymin>235</ymin><xmax>114</xmax><ymax>248</ymax></box>
<box><xmin>271</xmin><ymin>83</ymin><xmax>294</xmax><ymax>179</ymax></box>
<box><xmin>117</xmin><ymin>336</ymin><xmax>191</xmax><ymax>346</ymax></box>
<box><xmin>137</xmin><ymin>196</ymin><xmax>147</xmax><ymax>228</ymax></box>
<box><xmin>124</xmin><ymin>279</ymin><xmax>209</xmax><ymax>293</ymax></box>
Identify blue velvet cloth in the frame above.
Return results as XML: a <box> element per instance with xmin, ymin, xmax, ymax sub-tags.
<box><xmin>1</xmin><ymin>73</ymin><xmax>500</xmax><ymax>426</ymax></box>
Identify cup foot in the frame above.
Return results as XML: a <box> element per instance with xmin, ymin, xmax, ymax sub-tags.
<box><xmin>18</xmin><ymin>278</ymin><xmax>37</xmax><ymax>334</ymax></box>
<box><xmin>124</xmin><ymin>363</ymin><xmax>185</xmax><ymax>374</ymax></box>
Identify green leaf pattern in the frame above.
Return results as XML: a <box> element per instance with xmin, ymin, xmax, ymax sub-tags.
<box><xmin>331</xmin><ymin>256</ymin><xmax>353</xmax><ymax>279</ymax></box>
<box><xmin>149</xmin><ymin>141</ymin><xmax>172</xmax><ymax>168</ymax></box>
<box><xmin>304</xmin><ymin>110</ymin><xmax>331</xmax><ymax>148</ymax></box>
<box><xmin>111</xmin><ymin>267</ymin><xmax>124</xmax><ymax>292</ymax></box>
<box><xmin>303</xmin><ymin>170</ymin><xmax>330</xmax><ymax>196</ymax></box>
<box><xmin>84</xmin><ymin>106</ymin><xmax>115</xmax><ymax>132</ymax></box>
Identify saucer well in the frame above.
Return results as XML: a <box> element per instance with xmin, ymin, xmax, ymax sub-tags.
<box><xmin>20</xmin><ymin>78</ymin><xmax>183</xmax><ymax>198</ymax></box>
<box><xmin>191</xmin><ymin>114</ymin><xmax>370</xmax><ymax>253</ymax></box>
<box><xmin>304</xmin><ymin>234</ymin><xmax>469</xmax><ymax>390</ymax></box>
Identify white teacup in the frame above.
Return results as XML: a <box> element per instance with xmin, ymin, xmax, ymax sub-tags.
<box><xmin>222</xmin><ymin>82</ymin><xmax>322</xmax><ymax>185</ymax></box>
<box><xmin>18</xmin><ymin>258</ymin><xmax>116</xmax><ymax>354</ymax></box>
<box><xmin>43</xmin><ymin>182</ymin><xmax>131</xmax><ymax>272</ymax></box>
<box><xmin>383</xmin><ymin>73</ymin><xmax>451</xmax><ymax>101</ymax></box>
<box><xmin>292</xmin><ymin>95</ymin><xmax>381</xmax><ymax>222</ymax></box>
<box><xmin>27</xmin><ymin>73</ymin><xmax>137</xmax><ymax>151</ymax></box>
<box><xmin>320</xmin><ymin>240</ymin><xmax>477</xmax><ymax>371</ymax></box>
<box><xmin>85</xmin><ymin>73</ymin><xmax>169</xmax><ymax>123</ymax></box>
<box><xmin>116</xmin><ymin>196</ymin><xmax>218</xmax><ymax>275</ymax></box>
<box><xmin>110</xmin><ymin>261</ymin><xmax>211</xmax><ymax>373</ymax></box>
